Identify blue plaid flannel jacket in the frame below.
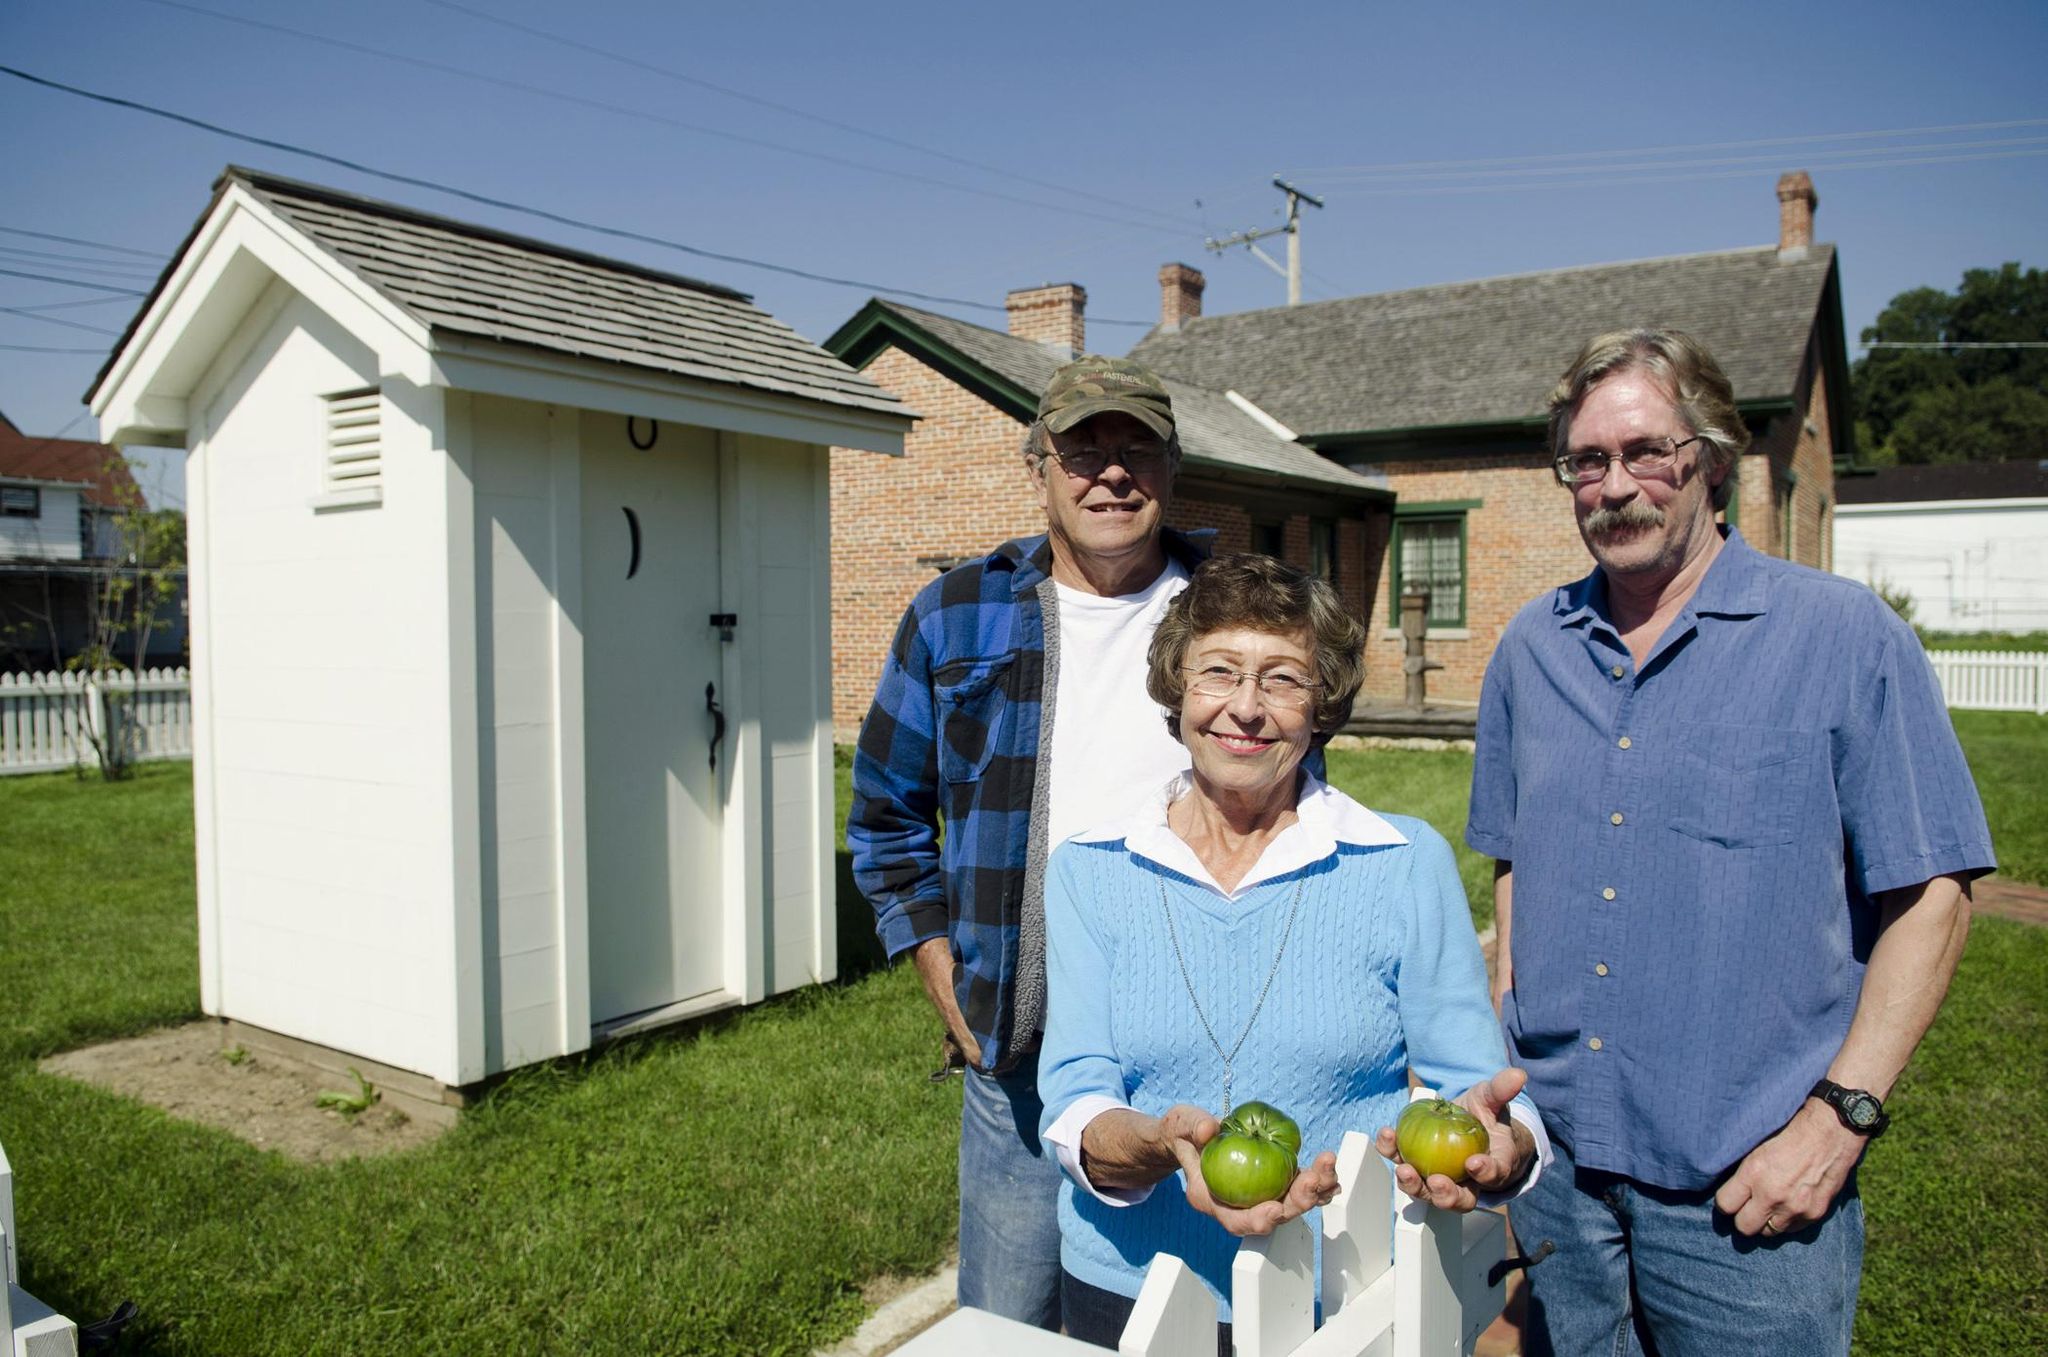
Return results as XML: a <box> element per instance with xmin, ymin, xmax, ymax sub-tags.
<box><xmin>848</xmin><ymin>528</ymin><xmax>1214</xmax><ymax>1073</ymax></box>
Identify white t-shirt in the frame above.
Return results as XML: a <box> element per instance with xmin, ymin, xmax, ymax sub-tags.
<box><xmin>1045</xmin><ymin>561</ymin><xmax>1192</xmax><ymax>851</ymax></box>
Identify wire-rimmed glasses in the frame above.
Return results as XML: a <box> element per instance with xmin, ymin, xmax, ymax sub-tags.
<box><xmin>1181</xmin><ymin>665</ymin><xmax>1318</xmax><ymax>708</ymax></box>
<box><xmin>1553</xmin><ymin>435</ymin><xmax>1705</xmax><ymax>487</ymax></box>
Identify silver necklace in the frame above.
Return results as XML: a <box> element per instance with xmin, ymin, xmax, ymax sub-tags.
<box><xmin>1157</xmin><ymin>871</ymin><xmax>1306</xmax><ymax>1115</ymax></box>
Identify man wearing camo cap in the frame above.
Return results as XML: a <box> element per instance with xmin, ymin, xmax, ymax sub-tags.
<box><xmin>849</xmin><ymin>355</ymin><xmax>1211</xmax><ymax>1328</ymax></box>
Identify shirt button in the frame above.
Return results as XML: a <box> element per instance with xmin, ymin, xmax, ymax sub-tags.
<box><xmin>1588</xmin><ymin>1037</ymin><xmax>1604</xmax><ymax>1051</ymax></box>
<box><xmin>1595</xmin><ymin>963</ymin><xmax>1609</xmax><ymax>976</ymax></box>
<box><xmin>1610</xmin><ymin>811</ymin><xmax>1625</xmax><ymax>825</ymax></box>
<box><xmin>1611</xmin><ymin>665</ymin><xmax>1625</xmax><ymax>679</ymax></box>
<box><xmin>1601</xmin><ymin>887</ymin><xmax>1616</xmax><ymax>900</ymax></box>
<box><xmin>1617</xmin><ymin>736</ymin><xmax>1632</xmax><ymax>749</ymax></box>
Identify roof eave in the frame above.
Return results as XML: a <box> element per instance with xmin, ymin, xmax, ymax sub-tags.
<box><xmin>1177</xmin><ymin>456</ymin><xmax>1395</xmax><ymax>504</ymax></box>
<box><xmin>825</xmin><ymin>301</ymin><xmax>1039</xmax><ymax>423</ymax></box>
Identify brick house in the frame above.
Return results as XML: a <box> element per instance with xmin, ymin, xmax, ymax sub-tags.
<box><xmin>1131</xmin><ymin>173</ymin><xmax>1851</xmax><ymax>702</ymax></box>
<box><xmin>824</xmin><ymin>281</ymin><xmax>1395</xmax><ymax>737</ymax></box>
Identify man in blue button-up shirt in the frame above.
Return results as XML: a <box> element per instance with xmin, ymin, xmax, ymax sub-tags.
<box><xmin>1468</xmin><ymin>328</ymin><xmax>1994</xmax><ymax>1355</ymax></box>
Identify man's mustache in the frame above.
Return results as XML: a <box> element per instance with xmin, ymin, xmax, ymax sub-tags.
<box><xmin>1583</xmin><ymin>501</ymin><xmax>1666</xmax><ymax>536</ymax></box>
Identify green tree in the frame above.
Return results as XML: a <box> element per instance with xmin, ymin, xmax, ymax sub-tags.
<box><xmin>1886</xmin><ymin>379</ymin><xmax>2048</xmax><ymax>465</ymax></box>
<box><xmin>1853</xmin><ymin>262</ymin><xmax>2048</xmax><ymax>463</ymax></box>
<box><xmin>68</xmin><ymin>452</ymin><xmax>185</xmax><ymax>780</ymax></box>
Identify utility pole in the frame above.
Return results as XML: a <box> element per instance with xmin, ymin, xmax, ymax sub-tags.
<box><xmin>1205</xmin><ymin>178</ymin><xmax>1326</xmax><ymax>306</ymax></box>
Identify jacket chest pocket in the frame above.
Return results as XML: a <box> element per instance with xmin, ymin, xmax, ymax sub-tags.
<box><xmin>1665</xmin><ymin>722</ymin><xmax>1817</xmax><ymax>849</ymax></box>
<box><xmin>935</xmin><ymin>655</ymin><xmax>1016</xmax><ymax>785</ymax></box>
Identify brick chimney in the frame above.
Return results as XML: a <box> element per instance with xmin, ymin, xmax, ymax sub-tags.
<box><xmin>1158</xmin><ymin>262</ymin><xmax>1206</xmax><ymax>332</ymax></box>
<box><xmin>1777</xmin><ymin>171</ymin><xmax>1817</xmax><ymax>260</ymax></box>
<box><xmin>1006</xmin><ymin>283</ymin><xmax>1086</xmax><ymax>357</ymax></box>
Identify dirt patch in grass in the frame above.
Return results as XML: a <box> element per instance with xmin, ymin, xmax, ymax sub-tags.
<box><xmin>40</xmin><ymin>1022</ymin><xmax>448</xmax><ymax>1163</ymax></box>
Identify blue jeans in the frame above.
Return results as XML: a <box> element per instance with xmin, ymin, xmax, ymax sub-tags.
<box><xmin>957</xmin><ymin>1055</ymin><xmax>1065</xmax><ymax>1330</ymax></box>
<box><xmin>1510</xmin><ymin>1134</ymin><xmax>1864</xmax><ymax>1357</ymax></box>
<box><xmin>1062</xmin><ymin>1270</ymin><xmax>1232</xmax><ymax>1356</ymax></box>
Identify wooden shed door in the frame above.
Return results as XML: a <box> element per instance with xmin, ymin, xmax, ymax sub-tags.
<box><xmin>581</xmin><ymin>420</ymin><xmax>725</xmax><ymax>1025</ymax></box>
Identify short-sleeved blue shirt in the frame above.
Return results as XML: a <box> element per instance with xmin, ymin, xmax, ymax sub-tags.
<box><xmin>1467</xmin><ymin>528</ymin><xmax>1994</xmax><ymax>1190</ymax></box>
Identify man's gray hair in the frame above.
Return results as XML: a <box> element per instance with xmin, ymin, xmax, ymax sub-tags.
<box><xmin>1547</xmin><ymin>329</ymin><xmax>1751</xmax><ymax>511</ymax></box>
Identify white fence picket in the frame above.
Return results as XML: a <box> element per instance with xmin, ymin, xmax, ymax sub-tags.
<box><xmin>1121</xmin><ymin>1256</ymin><xmax>1216</xmax><ymax>1357</ymax></box>
<box><xmin>1925</xmin><ymin>649</ymin><xmax>2048</xmax><ymax>714</ymax></box>
<box><xmin>2</xmin><ymin>1141</ymin><xmax>80</xmax><ymax>1357</ymax></box>
<box><xmin>0</xmin><ymin>669</ymin><xmax>193</xmax><ymax>774</ymax></box>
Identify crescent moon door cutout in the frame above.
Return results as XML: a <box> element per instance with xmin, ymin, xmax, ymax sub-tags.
<box><xmin>581</xmin><ymin>421</ymin><xmax>723</xmax><ymax>1025</ymax></box>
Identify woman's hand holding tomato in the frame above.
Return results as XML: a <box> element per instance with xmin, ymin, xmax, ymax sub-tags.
<box><xmin>1155</xmin><ymin>1101</ymin><xmax>1340</xmax><ymax>1238</ymax></box>
<box><xmin>1374</xmin><ymin>1068</ymin><xmax>1537</xmax><ymax>1212</ymax></box>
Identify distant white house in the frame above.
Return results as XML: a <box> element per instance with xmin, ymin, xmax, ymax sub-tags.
<box><xmin>1833</xmin><ymin>461</ymin><xmax>2048</xmax><ymax>632</ymax></box>
<box><xmin>89</xmin><ymin>166</ymin><xmax>911</xmax><ymax>1091</ymax></box>
<box><xmin>0</xmin><ymin>416</ymin><xmax>186</xmax><ymax>669</ymax></box>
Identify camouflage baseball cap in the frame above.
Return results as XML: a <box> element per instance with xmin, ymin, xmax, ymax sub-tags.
<box><xmin>1037</xmin><ymin>355</ymin><xmax>1175</xmax><ymax>441</ymax></box>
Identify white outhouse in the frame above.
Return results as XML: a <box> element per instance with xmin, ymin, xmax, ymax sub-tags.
<box><xmin>88</xmin><ymin>168</ymin><xmax>910</xmax><ymax>1089</ymax></box>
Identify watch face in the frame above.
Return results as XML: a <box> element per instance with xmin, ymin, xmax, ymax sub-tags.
<box><xmin>1842</xmin><ymin>1092</ymin><xmax>1881</xmax><ymax>1128</ymax></box>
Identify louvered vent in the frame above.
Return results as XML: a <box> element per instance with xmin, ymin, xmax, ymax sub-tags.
<box><xmin>323</xmin><ymin>388</ymin><xmax>382</xmax><ymax>492</ymax></box>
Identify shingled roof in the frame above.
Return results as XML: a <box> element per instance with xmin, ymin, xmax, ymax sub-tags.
<box><xmin>1836</xmin><ymin>460</ymin><xmax>2048</xmax><ymax>505</ymax></box>
<box><xmin>0</xmin><ymin>425</ymin><xmax>140</xmax><ymax>508</ymax></box>
<box><xmin>826</xmin><ymin>300</ymin><xmax>1388</xmax><ymax>499</ymax></box>
<box><xmin>1130</xmin><ymin>245</ymin><xmax>1841</xmax><ymax>439</ymax></box>
<box><xmin>92</xmin><ymin>167</ymin><xmax>904</xmax><ymax>421</ymax></box>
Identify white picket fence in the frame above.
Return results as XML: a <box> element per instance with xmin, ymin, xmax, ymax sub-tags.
<box><xmin>0</xmin><ymin>669</ymin><xmax>193</xmax><ymax>775</ymax></box>
<box><xmin>1925</xmin><ymin>650</ymin><xmax>2048</xmax><ymax>715</ymax></box>
<box><xmin>2</xmin><ymin>1142</ymin><xmax>81</xmax><ymax>1357</ymax></box>
<box><xmin>897</xmin><ymin>1092</ymin><xmax>1509</xmax><ymax>1357</ymax></box>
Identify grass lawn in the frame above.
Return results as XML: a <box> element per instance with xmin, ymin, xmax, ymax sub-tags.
<box><xmin>2</xmin><ymin>716</ymin><xmax>2042</xmax><ymax>1355</ymax></box>
<box><xmin>1951</xmin><ymin>710</ymin><xmax>2047</xmax><ymax>886</ymax></box>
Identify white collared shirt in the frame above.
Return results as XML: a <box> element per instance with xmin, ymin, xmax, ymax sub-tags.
<box><xmin>1070</xmin><ymin>767</ymin><xmax>1409</xmax><ymax>900</ymax></box>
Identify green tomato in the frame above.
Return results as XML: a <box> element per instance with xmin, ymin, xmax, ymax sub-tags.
<box><xmin>1394</xmin><ymin>1097</ymin><xmax>1488</xmax><ymax>1183</ymax></box>
<box><xmin>1198</xmin><ymin>1100</ymin><xmax>1302</xmax><ymax>1209</ymax></box>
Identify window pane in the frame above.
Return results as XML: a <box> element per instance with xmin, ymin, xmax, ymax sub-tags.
<box><xmin>0</xmin><ymin>486</ymin><xmax>38</xmax><ymax>515</ymax></box>
<box><xmin>1310</xmin><ymin>520</ymin><xmax>1336</xmax><ymax>582</ymax></box>
<box><xmin>1398</xmin><ymin>517</ymin><xmax>1463</xmax><ymax>625</ymax></box>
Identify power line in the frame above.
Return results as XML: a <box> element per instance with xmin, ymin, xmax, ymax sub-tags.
<box><xmin>0</xmin><ymin>341</ymin><xmax>109</xmax><ymax>353</ymax></box>
<box><xmin>0</xmin><ymin>293</ymin><xmax>138</xmax><ymax>313</ymax></box>
<box><xmin>1288</xmin><ymin>117</ymin><xmax>2048</xmax><ymax>177</ymax></box>
<box><xmin>0</xmin><ymin>244</ymin><xmax>164</xmax><ymax>278</ymax></box>
<box><xmin>1325</xmin><ymin>144</ymin><xmax>2048</xmax><ymax>197</ymax></box>
<box><xmin>418</xmin><ymin>0</ymin><xmax>1205</xmax><ymax>233</ymax></box>
<box><xmin>0</xmin><ymin>264</ymin><xmax>149</xmax><ymax>295</ymax></box>
<box><xmin>0</xmin><ymin>305</ymin><xmax>122</xmax><ymax>335</ymax></box>
<box><xmin>0</xmin><ymin>224</ymin><xmax>166</xmax><ymax>260</ymax></box>
<box><xmin>128</xmin><ymin>0</ymin><xmax>1195</xmax><ymax>241</ymax></box>
<box><xmin>1298</xmin><ymin>135</ymin><xmax>2048</xmax><ymax>187</ymax></box>
<box><xmin>0</xmin><ymin>64</ymin><xmax>1156</xmax><ymax>326</ymax></box>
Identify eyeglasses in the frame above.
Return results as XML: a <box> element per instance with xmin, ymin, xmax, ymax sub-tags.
<box><xmin>1182</xmin><ymin>665</ymin><xmax>1319</xmax><ymax>707</ymax></box>
<box><xmin>1046</xmin><ymin>442</ymin><xmax>1172</xmax><ymax>479</ymax></box>
<box><xmin>1553</xmin><ymin>435</ymin><xmax>1705</xmax><ymax>487</ymax></box>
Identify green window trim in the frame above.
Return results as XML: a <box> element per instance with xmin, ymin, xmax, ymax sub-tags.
<box><xmin>1393</xmin><ymin>498</ymin><xmax>1484</xmax><ymax>516</ymax></box>
<box><xmin>1391</xmin><ymin>512</ymin><xmax>1467</xmax><ymax>628</ymax></box>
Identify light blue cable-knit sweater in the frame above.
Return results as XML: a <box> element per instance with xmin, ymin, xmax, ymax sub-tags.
<box><xmin>1036</xmin><ymin>813</ymin><xmax>1517</xmax><ymax>1320</ymax></box>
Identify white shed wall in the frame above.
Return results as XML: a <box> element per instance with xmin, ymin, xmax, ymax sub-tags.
<box><xmin>189</xmin><ymin>287</ymin><xmax>456</xmax><ymax>1077</ymax></box>
<box><xmin>1833</xmin><ymin>499</ymin><xmax>2048</xmax><ymax>632</ymax></box>
<box><xmin>734</xmin><ymin>434</ymin><xmax>835</xmax><ymax>992</ymax></box>
<box><xmin>0</xmin><ymin>486</ymin><xmax>83</xmax><ymax>560</ymax></box>
<box><xmin>466</xmin><ymin>392</ymin><xmax>572</xmax><ymax>1071</ymax></box>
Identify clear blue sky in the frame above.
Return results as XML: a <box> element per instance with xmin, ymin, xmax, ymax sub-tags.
<box><xmin>3</xmin><ymin>0</ymin><xmax>2044</xmax><ymax>508</ymax></box>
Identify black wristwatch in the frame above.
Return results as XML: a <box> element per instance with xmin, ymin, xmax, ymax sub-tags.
<box><xmin>1810</xmin><ymin>1079</ymin><xmax>1890</xmax><ymax>1138</ymax></box>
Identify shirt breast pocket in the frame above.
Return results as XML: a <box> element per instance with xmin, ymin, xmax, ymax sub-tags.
<box><xmin>1665</xmin><ymin>722</ymin><xmax>1816</xmax><ymax>849</ymax></box>
<box><xmin>934</xmin><ymin>655</ymin><xmax>1016</xmax><ymax>786</ymax></box>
